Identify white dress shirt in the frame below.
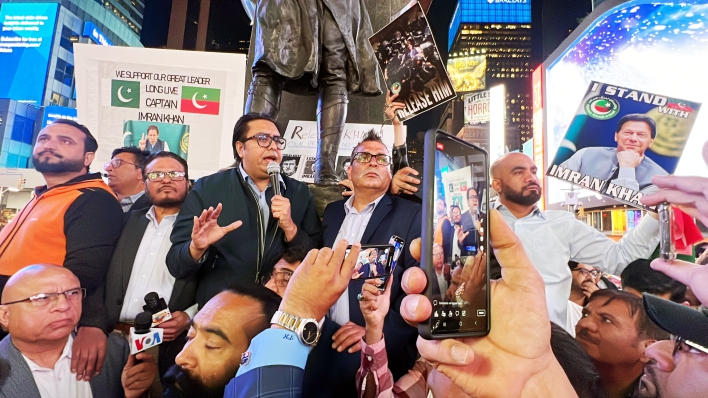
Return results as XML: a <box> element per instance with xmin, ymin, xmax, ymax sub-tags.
<box><xmin>328</xmin><ymin>193</ymin><xmax>385</xmax><ymax>326</ymax></box>
<box><xmin>435</xmin><ymin>269</ymin><xmax>448</xmax><ymax>297</ymax></box>
<box><xmin>22</xmin><ymin>335</ymin><xmax>93</xmax><ymax>398</ymax></box>
<box><xmin>493</xmin><ymin>200</ymin><xmax>659</xmax><ymax>332</ymax></box>
<box><xmin>119</xmin><ymin>207</ymin><xmax>178</xmax><ymax>322</ymax></box>
<box><xmin>566</xmin><ymin>301</ymin><xmax>583</xmax><ymax>337</ymax></box>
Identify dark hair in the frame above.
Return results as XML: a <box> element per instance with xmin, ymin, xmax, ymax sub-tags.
<box><xmin>621</xmin><ymin>259</ymin><xmax>686</xmax><ymax>303</ymax></box>
<box><xmin>231</xmin><ymin>113</ymin><xmax>279</xmax><ymax>160</ymax></box>
<box><xmin>143</xmin><ymin>151</ymin><xmax>189</xmax><ymax>181</ymax></box>
<box><xmin>449</xmin><ymin>204</ymin><xmax>461</xmax><ymax>213</ymax></box>
<box><xmin>112</xmin><ymin>147</ymin><xmax>150</xmax><ymax>170</ymax></box>
<box><xmin>279</xmin><ymin>245</ymin><xmax>309</xmax><ymax>265</ymax></box>
<box><xmin>50</xmin><ymin>119</ymin><xmax>98</xmax><ymax>154</ymax></box>
<box><xmin>568</xmin><ymin>260</ymin><xmax>579</xmax><ymax>272</ymax></box>
<box><xmin>616</xmin><ymin>114</ymin><xmax>657</xmax><ymax>139</ymax></box>
<box><xmin>350</xmin><ymin>129</ymin><xmax>386</xmax><ymax>160</ymax></box>
<box><xmin>550</xmin><ymin>323</ymin><xmax>608</xmax><ymax>398</ymax></box>
<box><xmin>587</xmin><ymin>289</ymin><xmax>669</xmax><ymax>341</ymax></box>
<box><xmin>222</xmin><ymin>283</ymin><xmax>281</xmax><ymax>331</ymax></box>
<box><xmin>147</xmin><ymin>125</ymin><xmax>159</xmax><ymax>135</ymax></box>
<box><xmin>467</xmin><ymin>188</ymin><xmax>478</xmax><ymax>199</ymax></box>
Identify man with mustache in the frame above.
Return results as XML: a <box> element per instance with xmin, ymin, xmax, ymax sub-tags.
<box><xmin>0</xmin><ymin>119</ymin><xmax>124</xmax><ymax>382</ymax></box>
<box><xmin>575</xmin><ymin>289</ymin><xmax>668</xmax><ymax>398</ymax></box>
<box><xmin>104</xmin><ymin>147</ymin><xmax>151</xmax><ymax>212</ymax></box>
<box><xmin>490</xmin><ymin>153</ymin><xmax>660</xmax><ymax>332</ymax></box>
<box><xmin>105</xmin><ymin>151</ymin><xmax>196</xmax><ymax>379</ymax></box>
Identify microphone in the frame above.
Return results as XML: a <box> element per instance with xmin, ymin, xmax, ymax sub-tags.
<box><xmin>129</xmin><ymin>311</ymin><xmax>164</xmax><ymax>355</ymax></box>
<box><xmin>267</xmin><ymin>161</ymin><xmax>281</xmax><ymax>196</ymax></box>
<box><xmin>143</xmin><ymin>292</ymin><xmax>172</xmax><ymax>326</ymax></box>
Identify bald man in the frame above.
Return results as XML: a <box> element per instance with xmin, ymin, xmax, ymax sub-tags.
<box><xmin>0</xmin><ymin>265</ymin><xmax>156</xmax><ymax>398</ymax></box>
<box><xmin>489</xmin><ymin>153</ymin><xmax>660</xmax><ymax>332</ymax></box>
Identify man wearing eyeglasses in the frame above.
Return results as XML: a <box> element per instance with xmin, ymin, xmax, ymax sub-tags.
<box><xmin>566</xmin><ymin>261</ymin><xmax>601</xmax><ymax>336</ymax></box>
<box><xmin>167</xmin><ymin>113</ymin><xmax>321</xmax><ymax>311</ymax></box>
<box><xmin>0</xmin><ymin>119</ymin><xmax>124</xmax><ymax>383</ymax></box>
<box><xmin>105</xmin><ymin>151</ymin><xmax>196</xmax><ymax>380</ymax></box>
<box><xmin>0</xmin><ymin>264</ymin><xmax>157</xmax><ymax>398</ymax></box>
<box><xmin>304</xmin><ymin>130</ymin><xmax>421</xmax><ymax>397</ymax></box>
<box><xmin>104</xmin><ymin>147</ymin><xmax>151</xmax><ymax>212</ymax></box>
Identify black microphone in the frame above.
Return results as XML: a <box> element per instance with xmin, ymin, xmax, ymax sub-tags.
<box><xmin>143</xmin><ymin>292</ymin><xmax>172</xmax><ymax>326</ymax></box>
<box><xmin>267</xmin><ymin>161</ymin><xmax>281</xmax><ymax>196</ymax></box>
<box><xmin>129</xmin><ymin>311</ymin><xmax>164</xmax><ymax>355</ymax></box>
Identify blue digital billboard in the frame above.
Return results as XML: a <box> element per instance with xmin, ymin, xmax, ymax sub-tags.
<box><xmin>83</xmin><ymin>22</ymin><xmax>113</xmax><ymax>46</ymax></box>
<box><xmin>42</xmin><ymin>105</ymin><xmax>78</xmax><ymax>128</ymax></box>
<box><xmin>449</xmin><ymin>0</ymin><xmax>532</xmax><ymax>49</ymax></box>
<box><xmin>0</xmin><ymin>3</ymin><xmax>59</xmax><ymax>105</ymax></box>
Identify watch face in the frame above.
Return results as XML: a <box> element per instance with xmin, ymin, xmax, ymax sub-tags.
<box><xmin>302</xmin><ymin>322</ymin><xmax>320</xmax><ymax>345</ymax></box>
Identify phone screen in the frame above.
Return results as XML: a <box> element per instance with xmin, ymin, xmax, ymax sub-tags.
<box><xmin>346</xmin><ymin>244</ymin><xmax>395</xmax><ymax>280</ymax></box>
<box><xmin>420</xmin><ymin>130</ymin><xmax>490</xmax><ymax>338</ymax></box>
<box><xmin>388</xmin><ymin>236</ymin><xmax>404</xmax><ymax>274</ymax></box>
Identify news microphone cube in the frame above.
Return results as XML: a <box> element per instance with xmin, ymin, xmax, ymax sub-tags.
<box><xmin>129</xmin><ymin>327</ymin><xmax>164</xmax><ymax>355</ymax></box>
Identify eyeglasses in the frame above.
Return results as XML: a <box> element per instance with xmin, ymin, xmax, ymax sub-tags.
<box><xmin>242</xmin><ymin>133</ymin><xmax>287</xmax><ymax>150</ymax></box>
<box><xmin>146</xmin><ymin>171</ymin><xmax>186</xmax><ymax>182</ymax></box>
<box><xmin>673</xmin><ymin>336</ymin><xmax>708</xmax><ymax>356</ymax></box>
<box><xmin>352</xmin><ymin>152</ymin><xmax>391</xmax><ymax>166</ymax></box>
<box><xmin>104</xmin><ymin>158</ymin><xmax>138</xmax><ymax>170</ymax></box>
<box><xmin>433</xmin><ymin>252</ymin><xmax>444</xmax><ymax>258</ymax></box>
<box><xmin>270</xmin><ymin>270</ymin><xmax>293</xmax><ymax>288</ymax></box>
<box><xmin>1</xmin><ymin>288</ymin><xmax>85</xmax><ymax>308</ymax></box>
<box><xmin>573</xmin><ymin>268</ymin><xmax>600</xmax><ymax>278</ymax></box>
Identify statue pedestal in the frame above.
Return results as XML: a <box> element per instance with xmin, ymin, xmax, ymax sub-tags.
<box><xmin>308</xmin><ymin>184</ymin><xmax>347</xmax><ymax>219</ymax></box>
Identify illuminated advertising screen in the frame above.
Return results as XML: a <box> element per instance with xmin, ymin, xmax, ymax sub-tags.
<box><xmin>447</xmin><ymin>55</ymin><xmax>486</xmax><ymax>93</ymax></box>
<box><xmin>42</xmin><ymin>105</ymin><xmax>78</xmax><ymax>127</ymax></box>
<box><xmin>544</xmin><ymin>0</ymin><xmax>708</xmax><ymax>206</ymax></box>
<box><xmin>450</xmin><ymin>0</ymin><xmax>531</xmax><ymax>48</ymax></box>
<box><xmin>0</xmin><ymin>3</ymin><xmax>59</xmax><ymax>105</ymax></box>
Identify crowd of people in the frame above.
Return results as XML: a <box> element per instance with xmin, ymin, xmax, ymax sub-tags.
<box><xmin>0</xmin><ymin>94</ymin><xmax>706</xmax><ymax>398</ymax></box>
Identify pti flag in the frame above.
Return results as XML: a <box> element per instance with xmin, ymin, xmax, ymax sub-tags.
<box><xmin>111</xmin><ymin>80</ymin><xmax>140</xmax><ymax>108</ymax></box>
<box><xmin>181</xmin><ymin>86</ymin><xmax>220</xmax><ymax>115</ymax></box>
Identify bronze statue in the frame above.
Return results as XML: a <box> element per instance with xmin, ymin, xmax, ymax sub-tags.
<box><xmin>244</xmin><ymin>0</ymin><xmax>382</xmax><ymax>185</ymax></box>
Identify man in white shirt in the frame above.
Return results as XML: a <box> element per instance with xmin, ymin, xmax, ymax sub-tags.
<box><xmin>490</xmin><ymin>153</ymin><xmax>659</xmax><ymax>332</ymax></box>
<box><xmin>104</xmin><ymin>151</ymin><xmax>196</xmax><ymax>378</ymax></box>
<box><xmin>104</xmin><ymin>147</ymin><xmax>151</xmax><ymax>212</ymax></box>
<box><xmin>0</xmin><ymin>264</ymin><xmax>156</xmax><ymax>398</ymax></box>
<box><xmin>566</xmin><ymin>261</ymin><xmax>600</xmax><ymax>336</ymax></box>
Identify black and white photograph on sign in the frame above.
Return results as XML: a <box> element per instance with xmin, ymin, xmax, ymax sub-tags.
<box><xmin>369</xmin><ymin>2</ymin><xmax>456</xmax><ymax>121</ymax></box>
<box><xmin>546</xmin><ymin>81</ymin><xmax>701</xmax><ymax>210</ymax></box>
<box><xmin>302</xmin><ymin>156</ymin><xmax>316</xmax><ymax>181</ymax></box>
<box><xmin>335</xmin><ymin>156</ymin><xmax>351</xmax><ymax>181</ymax></box>
<box><xmin>280</xmin><ymin>155</ymin><xmax>302</xmax><ymax>177</ymax></box>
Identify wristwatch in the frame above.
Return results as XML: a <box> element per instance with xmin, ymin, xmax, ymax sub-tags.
<box><xmin>271</xmin><ymin>310</ymin><xmax>322</xmax><ymax>347</ymax></box>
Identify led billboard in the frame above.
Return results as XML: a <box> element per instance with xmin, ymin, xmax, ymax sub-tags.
<box><xmin>447</xmin><ymin>55</ymin><xmax>486</xmax><ymax>93</ymax></box>
<box><xmin>544</xmin><ymin>0</ymin><xmax>708</xmax><ymax>206</ymax></box>
<box><xmin>450</xmin><ymin>0</ymin><xmax>532</xmax><ymax>48</ymax></box>
<box><xmin>0</xmin><ymin>3</ymin><xmax>59</xmax><ymax>105</ymax></box>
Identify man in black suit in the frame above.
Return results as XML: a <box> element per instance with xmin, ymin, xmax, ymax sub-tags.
<box><xmin>104</xmin><ymin>147</ymin><xmax>151</xmax><ymax>212</ymax></box>
<box><xmin>104</xmin><ymin>151</ymin><xmax>196</xmax><ymax>378</ymax></box>
<box><xmin>458</xmin><ymin>188</ymin><xmax>483</xmax><ymax>256</ymax></box>
<box><xmin>303</xmin><ymin>130</ymin><xmax>421</xmax><ymax>397</ymax></box>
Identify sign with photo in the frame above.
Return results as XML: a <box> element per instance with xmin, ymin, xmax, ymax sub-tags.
<box><xmin>369</xmin><ymin>1</ymin><xmax>455</xmax><ymax>121</ymax></box>
<box><xmin>547</xmin><ymin>81</ymin><xmax>701</xmax><ymax>210</ymax></box>
<box><xmin>74</xmin><ymin>44</ymin><xmax>247</xmax><ymax>178</ymax></box>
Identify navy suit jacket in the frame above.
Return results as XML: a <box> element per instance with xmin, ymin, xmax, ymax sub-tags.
<box><xmin>302</xmin><ymin>193</ymin><xmax>421</xmax><ymax>397</ymax></box>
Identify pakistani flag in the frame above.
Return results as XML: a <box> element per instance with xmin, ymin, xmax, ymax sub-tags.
<box><xmin>181</xmin><ymin>86</ymin><xmax>221</xmax><ymax>115</ymax></box>
<box><xmin>111</xmin><ymin>80</ymin><xmax>140</xmax><ymax>108</ymax></box>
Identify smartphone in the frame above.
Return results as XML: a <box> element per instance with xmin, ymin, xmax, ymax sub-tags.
<box><xmin>419</xmin><ymin>129</ymin><xmax>490</xmax><ymax>339</ymax></box>
<box><xmin>388</xmin><ymin>236</ymin><xmax>405</xmax><ymax>274</ymax></box>
<box><xmin>658</xmin><ymin>202</ymin><xmax>676</xmax><ymax>261</ymax></box>
<box><xmin>346</xmin><ymin>244</ymin><xmax>396</xmax><ymax>280</ymax></box>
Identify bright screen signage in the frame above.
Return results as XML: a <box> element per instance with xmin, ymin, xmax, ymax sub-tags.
<box><xmin>0</xmin><ymin>2</ymin><xmax>59</xmax><ymax>105</ymax></box>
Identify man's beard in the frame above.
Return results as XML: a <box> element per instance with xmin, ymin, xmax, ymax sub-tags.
<box><xmin>500</xmin><ymin>181</ymin><xmax>541</xmax><ymax>206</ymax></box>
<box><xmin>33</xmin><ymin>152</ymin><xmax>85</xmax><ymax>174</ymax></box>
<box><xmin>162</xmin><ymin>365</ymin><xmax>225</xmax><ymax>398</ymax></box>
<box><xmin>145</xmin><ymin>187</ymin><xmax>186</xmax><ymax>208</ymax></box>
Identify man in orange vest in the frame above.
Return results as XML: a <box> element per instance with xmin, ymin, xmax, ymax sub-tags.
<box><xmin>0</xmin><ymin>119</ymin><xmax>123</xmax><ymax>383</ymax></box>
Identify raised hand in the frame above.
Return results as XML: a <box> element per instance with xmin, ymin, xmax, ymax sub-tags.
<box><xmin>359</xmin><ymin>278</ymin><xmax>392</xmax><ymax>345</ymax></box>
<box><xmin>188</xmin><ymin>203</ymin><xmax>243</xmax><ymax>261</ymax></box>
<box><xmin>390</xmin><ymin>167</ymin><xmax>420</xmax><ymax>195</ymax></box>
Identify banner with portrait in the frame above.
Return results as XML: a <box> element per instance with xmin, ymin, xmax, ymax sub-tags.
<box><xmin>546</xmin><ymin>81</ymin><xmax>701</xmax><ymax>210</ymax></box>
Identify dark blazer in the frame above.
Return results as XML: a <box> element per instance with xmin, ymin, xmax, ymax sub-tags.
<box><xmin>0</xmin><ymin>333</ymin><xmax>128</xmax><ymax>398</ymax></box>
<box><xmin>127</xmin><ymin>192</ymin><xmax>151</xmax><ymax>212</ymax></box>
<box><xmin>167</xmin><ymin>169</ymin><xmax>321</xmax><ymax>308</ymax></box>
<box><xmin>105</xmin><ymin>207</ymin><xmax>196</xmax><ymax>376</ymax></box>
<box><xmin>302</xmin><ymin>193</ymin><xmax>420</xmax><ymax>397</ymax></box>
<box><xmin>225</xmin><ymin>365</ymin><xmax>304</xmax><ymax>398</ymax></box>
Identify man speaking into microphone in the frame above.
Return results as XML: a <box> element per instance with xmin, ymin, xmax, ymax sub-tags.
<box><xmin>167</xmin><ymin>113</ymin><xmax>321</xmax><ymax>310</ymax></box>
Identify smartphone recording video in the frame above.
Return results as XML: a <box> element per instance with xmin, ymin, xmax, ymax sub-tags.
<box><xmin>346</xmin><ymin>244</ymin><xmax>395</xmax><ymax>280</ymax></box>
<box><xmin>419</xmin><ymin>130</ymin><xmax>490</xmax><ymax>339</ymax></box>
